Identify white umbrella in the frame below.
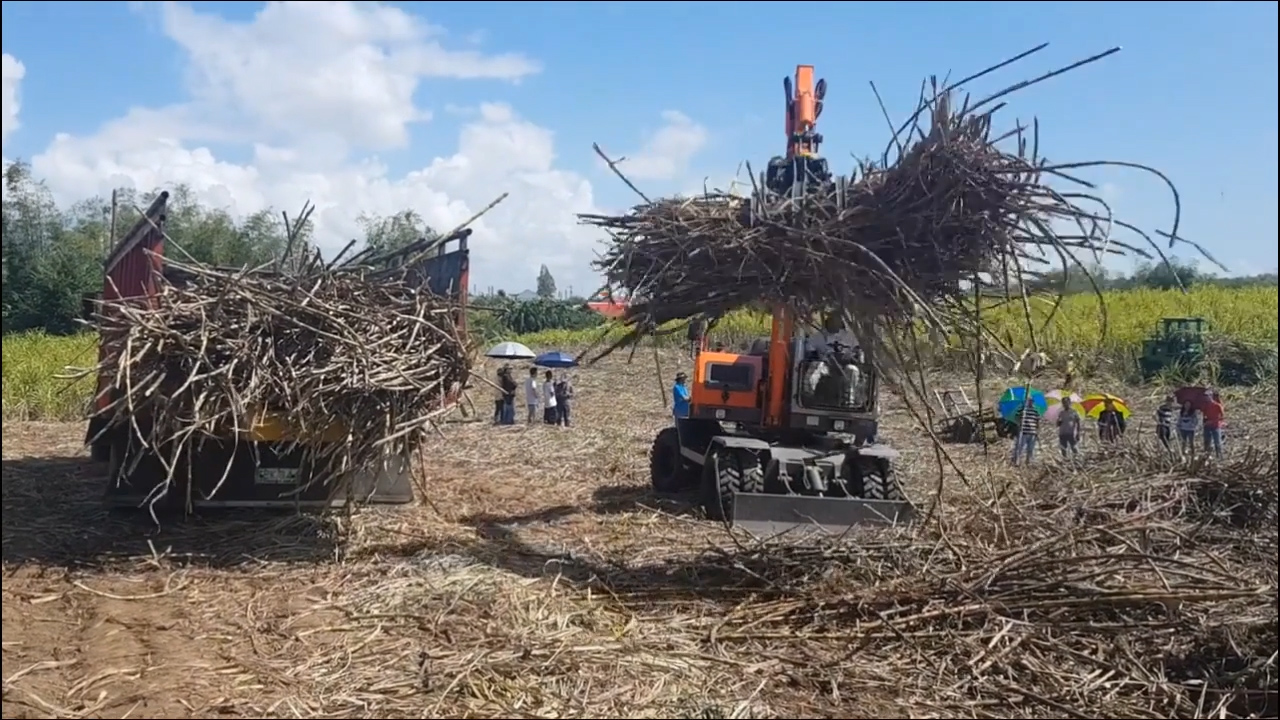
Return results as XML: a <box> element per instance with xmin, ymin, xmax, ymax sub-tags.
<box><xmin>1044</xmin><ymin>389</ymin><xmax>1084</xmax><ymax>423</ymax></box>
<box><xmin>486</xmin><ymin>341</ymin><xmax>536</xmax><ymax>360</ymax></box>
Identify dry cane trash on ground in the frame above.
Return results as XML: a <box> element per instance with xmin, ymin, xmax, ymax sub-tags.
<box><xmin>2</xmin><ymin>366</ymin><xmax>1277</xmax><ymax>718</ymax></box>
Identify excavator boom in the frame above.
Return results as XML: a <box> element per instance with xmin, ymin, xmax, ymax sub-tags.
<box><xmin>786</xmin><ymin>65</ymin><xmax>820</xmax><ymax>158</ymax></box>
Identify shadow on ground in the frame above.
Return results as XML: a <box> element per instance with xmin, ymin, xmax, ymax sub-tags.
<box><xmin>1</xmin><ymin>454</ymin><xmax>338</xmax><ymax>569</ymax></box>
<box><xmin>441</xmin><ymin>500</ymin><xmax>778</xmax><ymax>605</ymax></box>
<box><xmin>591</xmin><ymin>482</ymin><xmax>700</xmax><ymax>516</ymax></box>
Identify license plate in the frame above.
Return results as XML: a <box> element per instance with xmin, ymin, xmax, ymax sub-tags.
<box><xmin>256</xmin><ymin>467</ymin><xmax>299</xmax><ymax>485</ymax></box>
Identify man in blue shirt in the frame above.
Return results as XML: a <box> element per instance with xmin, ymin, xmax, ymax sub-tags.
<box><xmin>672</xmin><ymin>372</ymin><xmax>691</xmax><ymax>419</ymax></box>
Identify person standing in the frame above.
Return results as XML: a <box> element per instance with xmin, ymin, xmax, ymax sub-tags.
<box><xmin>1176</xmin><ymin>400</ymin><xmax>1199</xmax><ymax>453</ymax></box>
<box><xmin>1096</xmin><ymin>399</ymin><xmax>1125</xmax><ymax>443</ymax></box>
<box><xmin>1201</xmin><ymin>390</ymin><xmax>1225</xmax><ymax>459</ymax></box>
<box><xmin>523</xmin><ymin>367</ymin><xmax>540</xmax><ymax>424</ymax></box>
<box><xmin>1155</xmin><ymin>395</ymin><xmax>1176</xmax><ymax>450</ymax></box>
<box><xmin>672</xmin><ymin>372</ymin><xmax>691</xmax><ymax>419</ymax></box>
<box><xmin>492</xmin><ymin>372</ymin><xmax>506</xmax><ymax>425</ymax></box>
<box><xmin>554</xmin><ymin>372</ymin><xmax>574</xmax><ymax>427</ymax></box>
<box><xmin>1010</xmin><ymin>398</ymin><xmax>1040</xmax><ymax>466</ymax></box>
<box><xmin>686</xmin><ymin>316</ymin><xmax>707</xmax><ymax>359</ymax></box>
<box><xmin>541</xmin><ymin>369</ymin><xmax>558</xmax><ymax>424</ymax></box>
<box><xmin>1055</xmin><ymin>397</ymin><xmax>1082</xmax><ymax>460</ymax></box>
<box><xmin>498</xmin><ymin>365</ymin><xmax>518</xmax><ymax>425</ymax></box>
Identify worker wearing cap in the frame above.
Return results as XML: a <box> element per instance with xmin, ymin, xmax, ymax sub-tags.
<box><xmin>672</xmin><ymin>372</ymin><xmax>691</xmax><ymax>419</ymax></box>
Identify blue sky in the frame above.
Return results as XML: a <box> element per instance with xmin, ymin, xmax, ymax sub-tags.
<box><xmin>2</xmin><ymin>1</ymin><xmax>1276</xmax><ymax>293</ymax></box>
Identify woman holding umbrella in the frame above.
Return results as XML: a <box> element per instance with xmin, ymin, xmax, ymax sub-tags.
<box><xmin>486</xmin><ymin>342</ymin><xmax>536</xmax><ymax>427</ymax></box>
<box><xmin>1175</xmin><ymin>387</ymin><xmax>1226</xmax><ymax>458</ymax></box>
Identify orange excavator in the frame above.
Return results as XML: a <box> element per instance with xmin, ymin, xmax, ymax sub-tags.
<box><xmin>648</xmin><ymin>66</ymin><xmax>914</xmax><ymax>534</ymax></box>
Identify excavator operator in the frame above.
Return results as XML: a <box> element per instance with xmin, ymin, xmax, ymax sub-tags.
<box><xmin>801</xmin><ymin>312</ymin><xmax>868</xmax><ymax>411</ymax></box>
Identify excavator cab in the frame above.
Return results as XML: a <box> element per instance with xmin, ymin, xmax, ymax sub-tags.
<box><xmin>649</xmin><ymin>309</ymin><xmax>914</xmax><ymax>536</ymax></box>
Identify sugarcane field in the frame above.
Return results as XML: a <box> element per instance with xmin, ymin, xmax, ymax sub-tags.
<box><xmin>2</xmin><ymin>8</ymin><xmax>1278</xmax><ymax>720</ymax></box>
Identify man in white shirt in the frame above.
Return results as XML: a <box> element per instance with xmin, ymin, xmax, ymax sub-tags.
<box><xmin>523</xmin><ymin>367</ymin><xmax>540</xmax><ymax>424</ymax></box>
<box><xmin>541</xmin><ymin>369</ymin><xmax>559</xmax><ymax>424</ymax></box>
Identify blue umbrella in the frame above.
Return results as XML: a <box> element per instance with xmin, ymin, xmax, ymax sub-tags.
<box><xmin>533</xmin><ymin>351</ymin><xmax>578</xmax><ymax>369</ymax></box>
<box><xmin>997</xmin><ymin>386</ymin><xmax>1048</xmax><ymax>422</ymax></box>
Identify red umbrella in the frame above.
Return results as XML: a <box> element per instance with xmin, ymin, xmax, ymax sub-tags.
<box><xmin>1174</xmin><ymin>385</ymin><xmax>1214</xmax><ymax>410</ymax></box>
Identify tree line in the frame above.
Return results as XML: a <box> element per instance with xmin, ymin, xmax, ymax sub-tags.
<box><xmin>1</xmin><ymin>162</ymin><xmax>602</xmax><ymax>339</ymax></box>
<box><xmin>16</xmin><ymin>160</ymin><xmax>1259</xmax><ymax>340</ymax></box>
<box><xmin>1023</xmin><ymin>258</ymin><xmax>1276</xmax><ymax>295</ymax></box>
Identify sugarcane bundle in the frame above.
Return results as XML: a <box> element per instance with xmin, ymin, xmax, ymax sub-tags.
<box><xmin>581</xmin><ymin>47</ymin><xmax>1195</xmax><ymax>360</ymax></box>
<box><xmin>90</xmin><ymin>253</ymin><xmax>470</xmax><ymax>506</ymax></box>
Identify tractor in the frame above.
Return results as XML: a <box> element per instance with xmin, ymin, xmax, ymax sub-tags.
<box><xmin>1139</xmin><ymin>317</ymin><xmax>1207</xmax><ymax>381</ymax></box>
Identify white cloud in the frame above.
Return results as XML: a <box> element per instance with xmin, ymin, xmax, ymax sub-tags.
<box><xmin>600</xmin><ymin>110</ymin><xmax>708</xmax><ymax>182</ymax></box>
<box><xmin>17</xmin><ymin>2</ymin><xmax>708</xmax><ymax>294</ymax></box>
<box><xmin>2</xmin><ymin>53</ymin><xmax>25</xmax><ymax>149</ymax></box>
<box><xmin>159</xmin><ymin>0</ymin><xmax>540</xmax><ymax>150</ymax></box>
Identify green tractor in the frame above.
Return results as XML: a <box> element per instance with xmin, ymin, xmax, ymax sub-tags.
<box><xmin>1139</xmin><ymin>317</ymin><xmax>1208</xmax><ymax>381</ymax></box>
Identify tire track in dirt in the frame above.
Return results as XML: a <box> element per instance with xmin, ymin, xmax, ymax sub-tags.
<box><xmin>5</xmin><ymin>571</ymin><xmax>206</xmax><ymax>718</ymax></box>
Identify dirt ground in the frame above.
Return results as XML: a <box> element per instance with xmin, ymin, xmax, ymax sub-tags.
<box><xmin>4</xmin><ymin>354</ymin><xmax>1276</xmax><ymax>719</ymax></box>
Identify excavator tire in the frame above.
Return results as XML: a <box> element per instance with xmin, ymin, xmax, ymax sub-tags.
<box><xmin>702</xmin><ymin>447</ymin><xmax>765</xmax><ymax>522</ymax></box>
<box><xmin>859</xmin><ymin>459</ymin><xmax>905</xmax><ymax>502</ymax></box>
<box><xmin>650</xmin><ymin>427</ymin><xmax>696</xmax><ymax>493</ymax></box>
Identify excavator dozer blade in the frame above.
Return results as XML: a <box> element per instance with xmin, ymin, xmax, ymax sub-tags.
<box><xmin>730</xmin><ymin>493</ymin><xmax>914</xmax><ymax>537</ymax></box>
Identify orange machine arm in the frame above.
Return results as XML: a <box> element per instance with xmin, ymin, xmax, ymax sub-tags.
<box><xmin>786</xmin><ymin>65</ymin><xmax>822</xmax><ymax>159</ymax></box>
<box><xmin>763</xmin><ymin>306</ymin><xmax>794</xmax><ymax>429</ymax></box>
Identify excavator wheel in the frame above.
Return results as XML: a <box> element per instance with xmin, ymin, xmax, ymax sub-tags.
<box><xmin>858</xmin><ymin>458</ymin><xmax>905</xmax><ymax>502</ymax></box>
<box><xmin>701</xmin><ymin>447</ymin><xmax>764</xmax><ymax>522</ymax></box>
<box><xmin>650</xmin><ymin>427</ymin><xmax>697</xmax><ymax>493</ymax></box>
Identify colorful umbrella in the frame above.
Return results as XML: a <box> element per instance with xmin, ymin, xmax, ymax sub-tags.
<box><xmin>1080</xmin><ymin>393</ymin><xmax>1131</xmax><ymax>420</ymax></box>
<box><xmin>1043</xmin><ymin>390</ymin><xmax>1084</xmax><ymax>423</ymax></box>
<box><xmin>533</xmin><ymin>350</ymin><xmax>578</xmax><ymax>368</ymax></box>
<box><xmin>998</xmin><ymin>386</ymin><xmax>1047</xmax><ymax>422</ymax></box>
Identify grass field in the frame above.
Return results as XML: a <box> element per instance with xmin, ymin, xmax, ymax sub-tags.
<box><xmin>8</xmin><ymin>286</ymin><xmax>1274</xmax><ymax>422</ymax></box>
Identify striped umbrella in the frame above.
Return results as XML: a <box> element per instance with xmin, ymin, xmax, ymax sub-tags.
<box><xmin>1080</xmin><ymin>393</ymin><xmax>1131</xmax><ymax>420</ymax></box>
<box><xmin>1044</xmin><ymin>390</ymin><xmax>1085</xmax><ymax>423</ymax></box>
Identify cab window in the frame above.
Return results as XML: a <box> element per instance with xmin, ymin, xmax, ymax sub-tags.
<box><xmin>705</xmin><ymin>363</ymin><xmax>754</xmax><ymax>391</ymax></box>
